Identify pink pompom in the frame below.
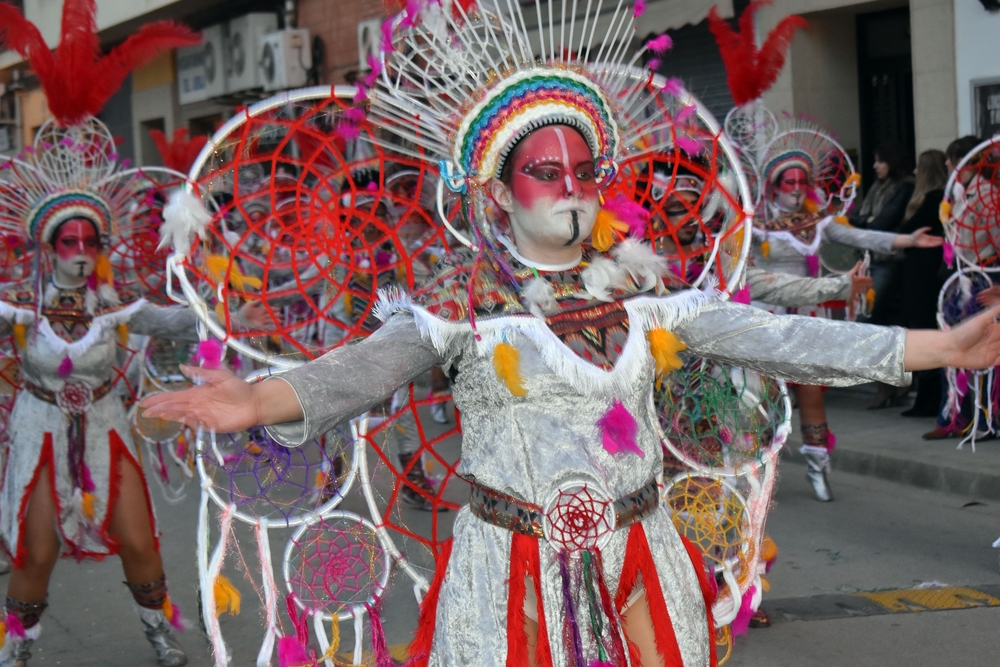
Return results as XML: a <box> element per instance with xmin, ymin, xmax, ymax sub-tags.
<box><xmin>57</xmin><ymin>356</ymin><xmax>74</xmax><ymax>378</ymax></box>
<box><xmin>193</xmin><ymin>339</ymin><xmax>224</xmax><ymax>370</ymax></box>
<box><xmin>603</xmin><ymin>195</ymin><xmax>650</xmax><ymax>237</ymax></box>
<box><xmin>647</xmin><ymin>58</ymin><xmax>661</xmax><ymax>71</ymax></box>
<box><xmin>732</xmin><ymin>285</ymin><xmax>751</xmax><ymax>304</ymax></box>
<box><xmin>730</xmin><ymin>585</ymin><xmax>757</xmax><ymax>637</ymax></box>
<box><xmin>277</xmin><ymin>636</ymin><xmax>312</xmax><ymax>667</ymax></box>
<box><xmin>633</xmin><ymin>0</ymin><xmax>647</xmax><ymax>17</ymax></box>
<box><xmin>943</xmin><ymin>242</ymin><xmax>955</xmax><ymax>268</ymax></box>
<box><xmin>805</xmin><ymin>254</ymin><xmax>820</xmax><ymax>277</ymax></box>
<box><xmin>6</xmin><ymin>613</ymin><xmax>25</xmax><ymax>638</ymax></box>
<box><xmin>646</xmin><ymin>34</ymin><xmax>672</xmax><ymax>55</ymax></box>
<box><xmin>597</xmin><ymin>401</ymin><xmax>644</xmax><ymax>458</ymax></box>
<box><xmin>826</xmin><ymin>430</ymin><xmax>837</xmax><ymax>452</ymax></box>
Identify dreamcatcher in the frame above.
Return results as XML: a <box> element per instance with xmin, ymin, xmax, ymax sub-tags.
<box><xmin>654</xmin><ymin>353</ymin><xmax>790</xmax><ymax>659</ymax></box>
<box><xmin>942</xmin><ymin>135</ymin><xmax>1000</xmax><ymax>271</ymax></box>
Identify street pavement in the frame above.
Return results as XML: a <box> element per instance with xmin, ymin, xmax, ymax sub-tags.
<box><xmin>7</xmin><ymin>383</ymin><xmax>1000</xmax><ymax>666</ymax></box>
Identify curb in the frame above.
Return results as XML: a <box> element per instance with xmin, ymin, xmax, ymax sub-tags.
<box><xmin>781</xmin><ymin>447</ymin><xmax>1000</xmax><ymax>502</ymax></box>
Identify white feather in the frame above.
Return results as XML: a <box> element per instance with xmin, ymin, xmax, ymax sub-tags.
<box><xmin>160</xmin><ymin>189</ymin><xmax>213</xmax><ymax>255</ymax></box>
<box><xmin>523</xmin><ymin>276</ymin><xmax>557</xmax><ymax>318</ymax></box>
<box><xmin>97</xmin><ymin>283</ymin><xmax>121</xmax><ymax>307</ymax></box>
<box><xmin>611</xmin><ymin>238</ymin><xmax>668</xmax><ymax>293</ymax></box>
<box><xmin>84</xmin><ymin>289</ymin><xmax>98</xmax><ymax>316</ymax></box>
<box><xmin>43</xmin><ymin>283</ymin><xmax>59</xmax><ymax>307</ymax></box>
<box><xmin>581</xmin><ymin>256</ymin><xmax>627</xmax><ymax>302</ymax></box>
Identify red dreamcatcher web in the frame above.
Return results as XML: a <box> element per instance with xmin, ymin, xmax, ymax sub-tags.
<box><xmin>945</xmin><ymin>137</ymin><xmax>1000</xmax><ymax>269</ymax></box>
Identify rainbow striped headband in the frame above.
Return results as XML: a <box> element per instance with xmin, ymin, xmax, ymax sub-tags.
<box><xmin>26</xmin><ymin>190</ymin><xmax>112</xmax><ymax>244</ymax></box>
<box><xmin>764</xmin><ymin>150</ymin><xmax>815</xmax><ymax>185</ymax></box>
<box><xmin>452</xmin><ymin>68</ymin><xmax>620</xmax><ymax>187</ymax></box>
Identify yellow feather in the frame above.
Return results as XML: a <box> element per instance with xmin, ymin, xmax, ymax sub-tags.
<box><xmin>203</xmin><ymin>254</ymin><xmax>263</xmax><ymax>292</ymax></box>
<box><xmin>116</xmin><ymin>324</ymin><xmax>129</xmax><ymax>347</ymax></box>
<box><xmin>213</xmin><ymin>574</ymin><xmax>241</xmax><ymax>617</ymax></box>
<box><xmin>163</xmin><ymin>597</ymin><xmax>175</xmax><ymax>622</ymax></box>
<box><xmin>12</xmin><ymin>323</ymin><xmax>26</xmax><ymax>349</ymax></box>
<box><xmin>845</xmin><ymin>173</ymin><xmax>861</xmax><ymax>187</ymax></box>
<box><xmin>95</xmin><ymin>254</ymin><xmax>113</xmax><ymax>286</ymax></box>
<box><xmin>939</xmin><ymin>200</ymin><xmax>952</xmax><ymax>224</ymax></box>
<box><xmin>760</xmin><ymin>575</ymin><xmax>771</xmax><ymax>593</ymax></box>
<box><xmin>647</xmin><ymin>328</ymin><xmax>686</xmax><ymax>376</ymax></box>
<box><xmin>492</xmin><ymin>342</ymin><xmax>527</xmax><ymax>397</ymax></box>
<box><xmin>761</xmin><ymin>240</ymin><xmax>770</xmax><ymax>260</ymax></box>
<box><xmin>834</xmin><ymin>216</ymin><xmax>851</xmax><ymax>226</ymax></box>
<box><xmin>866</xmin><ymin>287</ymin><xmax>876</xmax><ymax>311</ymax></box>
<box><xmin>761</xmin><ymin>535</ymin><xmax>778</xmax><ymax>562</ymax></box>
<box><xmin>591</xmin><ymin>208</ymin><xmax>630</xmax><ymax>252</ymax></box>
<box><xmin>803</xmin><ymin>199</ymin><xmax>819</xmax><ymax>214</ymax></box>
<box><xmin>82</xmin><ymin>492</ymin><xmax>96</xmax><ymax>520</ymax></box>
<box><xmin>0</xmin><ymin>620</ymin><xmax>5</xmax><ymax>648</ymax></box>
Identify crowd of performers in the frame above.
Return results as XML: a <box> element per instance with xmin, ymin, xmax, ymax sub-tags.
<box><xmin>1</xmin><ymin>1</ymin><xmax>1000</xmax><ymax>667</ymax></box>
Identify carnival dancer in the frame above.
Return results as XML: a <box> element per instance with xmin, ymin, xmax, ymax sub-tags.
<box><xmin>0</xmin><ymin>3</ymin><xmax>269</xmax><ymax>665</ymax></box>
<box><xmin>709</xmin><ymin>4</ymin><xmax>942</xmax><ymax>502</ymax></box>
<box><xmin>142</xmin><ymin>3</ymin><xmax>1000</xmax><ymax>666</ymax></box>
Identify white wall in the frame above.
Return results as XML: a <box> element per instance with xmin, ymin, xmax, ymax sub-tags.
<box><xmin>24</xmin><ymin>0</ymin><xmax>183</xmax><ymax>46</ymax></box>
<box><xmin>954</xmin><ymin>0</ymin><xmax>1000</xmax><ymax>137</ymax></box>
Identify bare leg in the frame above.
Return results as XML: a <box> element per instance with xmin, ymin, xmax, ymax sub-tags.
<box><xmin>524</xmin><ymin>616</ymin><xmax>541</xmax><ymax>667</ymax></box>
<box><xmin>795</xmin><ymin>384</ymin><xmax>826</xmax><ymax>426</ymax></box>
<box><xmin>795</xmin><ymin>384</ymin><xmax>835</xmax><ymax>502</ymax></box>
<box><xmin>622</xmin><ymin>591</ymin><xmax>665</xmax><ymax>667</ymax></box>
<box><xmin>7</xmin><ymin>464</ymin><xmax>60</xmax><ymax>604</ymax></box>
<box><xmin>107</xmin><ymin>455</ymin><xmax>163</xmax><ymax>585</ymax></box>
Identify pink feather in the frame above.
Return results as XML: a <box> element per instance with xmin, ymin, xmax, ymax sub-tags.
<box><xmin>597</xmin><ymin>401</ymin><xmax>644</xmax><ymax>458</ymax></box>
<box><xmin>675</xmin><ymin>135</ymin><xmax>702</xmax><ymax>156</ymax></box>
<box><xmin>646</xmin><ymin>34</ymin><xmax>672</xmax><ymax>55</ymax></box>
<box><xmin>381</xmin><ymin>18</ymin><xmax>396</xmax><ymax>52</ymax></box>
<box><xmin>344</xmin><ymin>107</ymin><xmax>365</xmax><ymax>123</ymax></box>
<box><xmin>730</xmin><ymin>585</ymin><xmax>757</xmax><ymax>637</ymax></box>
<box><xmin>165</xmin><ymin>602</ymin><xmax>187</xmax><ymax>632</ymax></box>
<box><xmin>732</xmin><ymin>285</ymin><xmax>751</xmax><ymax>304</ymax></box>
<box><xmin>677</xmin><ymin>104</ymin><xmax>696</xmax><ymax>122</ymax></box>
<box><xmin>277</xmin><ymin>636</ymin><xmax>312</xmax><ymax>667</ymax></box>
<box><xmin>6</xmin><ymin>613</ymin><xmax>25</xmax><ymax>638</ymax></box>
<box><xmin>647</xmin><ymin>58</ymin><xmax>661</xmax><ymax>71</ymax></box>
<box><xmin>943</xmin><ymin>242</ymin><xmax>955</xmax><ymax>268</ymax></box>
<box><xmin>826</xmin><ymin>430</ymin><xmax>837</xmax><ymax>452</ymax></box>
<box><xmin>603</xmin><ymin>196</ymin><xmax>649</xmax><ymax>237</ymax></box>
<box><xmin>805</xmin><ymin>254</ymin><xmax>820</xmax><ymax>277</ymax></box>
<box><xmin>335</xmin><ymin>122</ymin><xmax>361</xmax><ymax>141</ymax></box>
<box><xmin>81</xmin><ymin>463</ymin><xmax>96</xmax><ymax>493</ymax></box>
<box><xmin>633</xmin><ymin>0</ymin><xmax>647</xmax><ymax>18</ymax></box>
<box><xmin>663</xmin><ymin>77</ymin><xmax>684</xmax><ymax>96</ymax></box>
<box><xmin>193</xmin><ymin>339</ymin><xmax>224</xmax><ymax>369</ymax></box>
<box><xmin>57</xmin><ymin>356</ymin><xmax>74</xmax><ymax>377</ymax></box>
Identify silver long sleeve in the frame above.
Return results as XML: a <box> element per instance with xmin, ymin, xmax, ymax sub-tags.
<box><xmin>745</xmin><ymin>267</ymin><xmax>850</xmax><ymax>307</ymax></box>
<box><xmin>823</xmin><ymin>222</ymin><xmax>898</xmax><ymax>255</ymax></box>
<box><xmin>265</xmin><ymin>314</ymin><xmax>443</xmax><ymax>446</ymax></box>
<box><xmin>129</xmin><ymin>303</ymin><xmax>203</xmax><ymax>341</ymax></box>
<box><xmin>677</xmin><ymin>300</ymin><xmax>909</xmax><ymax>387</ymax></box>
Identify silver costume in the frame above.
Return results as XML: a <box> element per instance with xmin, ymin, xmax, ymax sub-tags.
<box><xmin>0</xmin><ymin>286</ymin><xmax>200</xmax><ymax>561</ymax></box>
<box><xmin>267</xmin><ymin>281</ymin><xmax>907</xmax><ymax>667</ymax></box>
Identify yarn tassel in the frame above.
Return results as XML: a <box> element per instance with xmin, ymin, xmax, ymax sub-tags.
<box><xmin>760</xmin><ymin>240</ymin><xmax>770</xmax><ymax>260</ymax></box>
<box><xmin>493</xmin><ymin>342</ymin><xmax>527</xmax><ymax>397</ymax></box>
<box><xmin>213</xmin><ymin>574</ymin><xmax>241</xmax><ymax>617</ymax></box>
<box><xmin>729</xmin><ymin>585</ymin><xmax>757</xmax><ymax>637</ymax></box>
<box><xmin>805</xmin><ymin>254</ymin><xmax>819</xmax><ymax>277</ymax></box>
<box><xmin>279</xmin><ymin>593</ymin><xmax>312</xmax><ymax>667</ymax></box>
<box><xmin>12</xmin><ymin>323</ymin><xmax>25</xmax><ymax>349</ymax></box>
<box><xmin>647</xmin><ymin>328</ymin><xmax>686</xmax><ymax>376</ymax></box>
<box><xmin>193</xmin><ymin>339</ymin><xmax>224</xmax><ymax>369</ymax></box>
<box><xmin>366</xmin><ymin>602</ymin><xmax>393</xmax><ymax>667</ymax></box>
<box><xmin>57</xmin><ymin>355</ymin><xmax>73</xmax><ymax>377</ymax></box>
<box><xmin>558</xmin><ymin>550</ymin><xmax>586</xmax><ymax>667</ymax></box>
<box><xmin>591</xmin><ymin>550</ymin><xmax>626</xmax><ymax>667</ymax></box>
<box><xmin>731</xmin><ymin>285</ymin><xmax>751</xmax><ymax>304</ymax></box>
<box><xmin>597</xmin><ymin>401</ymin><xmax>644</xmax><ymax>458</ymax></box>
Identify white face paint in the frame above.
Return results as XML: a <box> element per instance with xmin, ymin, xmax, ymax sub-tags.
<box><xmin>492</xmin><ymin>125</ymin><xmax>600</xmax><ymax>264</ymax></box>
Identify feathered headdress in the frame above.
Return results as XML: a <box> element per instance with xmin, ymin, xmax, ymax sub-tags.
<box><xmin>149</xmin><ymin>128</ymin><xmax>209</xmax><ymax>175</ymax></box>
<box><xmin>0</xmin><ymin>0</ymin><xmax>199</xmax><ymax>127</ymax></box>
<box><xmin>708</xmin><ymin>0</ymin><xmax>807</xmax><ymax>106</ymax></box>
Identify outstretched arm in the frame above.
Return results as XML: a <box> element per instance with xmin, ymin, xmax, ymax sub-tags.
<box><xmin>824</xmin><ymin>219</ymin><xmax>942</xmax><ymax>254</ymax></box>
<box><xmin>141</xmin><ymin>314</ymin><xmax>444</xmax><ymax>446</ymax></box>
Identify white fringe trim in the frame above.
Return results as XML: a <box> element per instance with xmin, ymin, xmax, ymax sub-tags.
<box><xmin>407</xmin><ymin>288</ymin><xmax>711</xmax><ymax>399</ymax></box>
<box><xmin>753</xmin><ymin>215</ymin><xmax>834</xmax><ymax>257</ymax></box>
<box><xmin>373</xmin><ymin>286</ymin><xmax>412</xmax><ymax>323</ymax></box>
<box><xmin>0</xmin><ymin>297</ymin><xmax>147</xmax><ymax>359</ymax></box>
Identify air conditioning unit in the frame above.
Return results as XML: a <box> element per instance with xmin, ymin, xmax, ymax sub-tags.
<box><xmin>259</xmin><ymin>29</ymin><xmax>312</xmax><ymax>92</ymax></box>
<box><xmin>357</xmin><ymin>18</ymin><xmax>382</xmax><ymax>70</ymax></box>
<box><xmin>176</xmin><ymin>23</ymin><xmax>227</xmax><ymax>105</ymax></box>
<box><xmin>226</xmin><ymin>13</ymin><xmax>278</xmax><ymax>93</ymax></box>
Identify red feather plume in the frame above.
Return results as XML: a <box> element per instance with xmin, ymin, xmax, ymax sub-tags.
<box><xmin>708</xmin><ymin>0</ymin><xmax>808</xmax><ymax>106</ymax></box>
<box><xmin>0</xmin><ymin>0</ymin><xmax>200</xmax><ymax>127</ymax></box>
<box><xmin>148</xmin><ymin>128</ymin><xmax>209</xmax><ymax>174</ymax></box>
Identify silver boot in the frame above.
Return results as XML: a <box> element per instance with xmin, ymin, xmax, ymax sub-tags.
<box><xmin>800</xmin><ymin>445</ymin><xmax>833</xmax><ymax>502</ymax></box>
<box><xmin>134</xmin><ymin>604</ymin><xmax>188</xmax><ymax>667</ymax></box>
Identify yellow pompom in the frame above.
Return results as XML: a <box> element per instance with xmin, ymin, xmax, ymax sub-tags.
<box><xmin>865</xmin><ymin>287</ymin><xmax>875</xmax><ymax>311</ymax></box>
<box><xmin>95</xmin><ymin>254</ymin><xmax>113</xmax><ymax>286</ymax></box>
<box><xmin>939</xmin><ymin>200</ymin><xmax>952</xmax><ymax>224</ymax></box>
<box><xmin>591</xmin><ymin>208</ymin><xmax>631</xmax><ymax>252</ymax></box>
<box><xmin>213</xmin><ymin>574</ymin><xmax>241</xmax><ymax>617</ymax></box>
<box><xmin>761</xmin><ymin>535</ymin><xmax>778</xmax><ymax>562</ymax></box>
<box><xmin>116</xmin><ymin>323</ymin><xmax>129</xmax><ymax>347</ymax></box>
<box><xmin>493</xmin><ymin>342</ymin><xmax>527</xmax><ymax>397</ymax></box>
<box><xmin>647</xmin><ymin>327</ymin><xmax>687</xmax><ymax>376</ymax></box>
<box><xmin>12</xmin><ymin>323</ymin><xmax>25</xmax><ymax>350</ymax></box>
<box><xmin>761</xmin><ymin>240</ymin><xmax>770</xmax><ymax>260</ymax></box>
<box><xmin>81</xmin><ymin>492</ymin><xmax>96</xmax><ymax>520</ymax></box>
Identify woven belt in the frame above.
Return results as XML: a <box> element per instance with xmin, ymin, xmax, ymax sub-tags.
<box><xmin>25</xmin><ymin>380</ymin><xmax>113</xmax><ymax>412</ymax></box>
<box><xmin>469</xmin><ymin>478</ymin><xmax>660</xmax><ymax>541</ymax></box>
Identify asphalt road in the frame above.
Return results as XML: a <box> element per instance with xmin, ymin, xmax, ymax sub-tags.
<box><xmin>8</xmin><ymin>392</ymin><xmax>1000</xmax><ymax>666</ymax></box>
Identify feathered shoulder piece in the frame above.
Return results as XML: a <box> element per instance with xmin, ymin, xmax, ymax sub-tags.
<box><xmin>0</xmin><ymin>0</ymin><xmax>199</xmax><ymax>127</ymax></box>
<box><xmin>708</xmin><ymin>0</ymin><xmax>808</xmax><ymax>106</ymax></box>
